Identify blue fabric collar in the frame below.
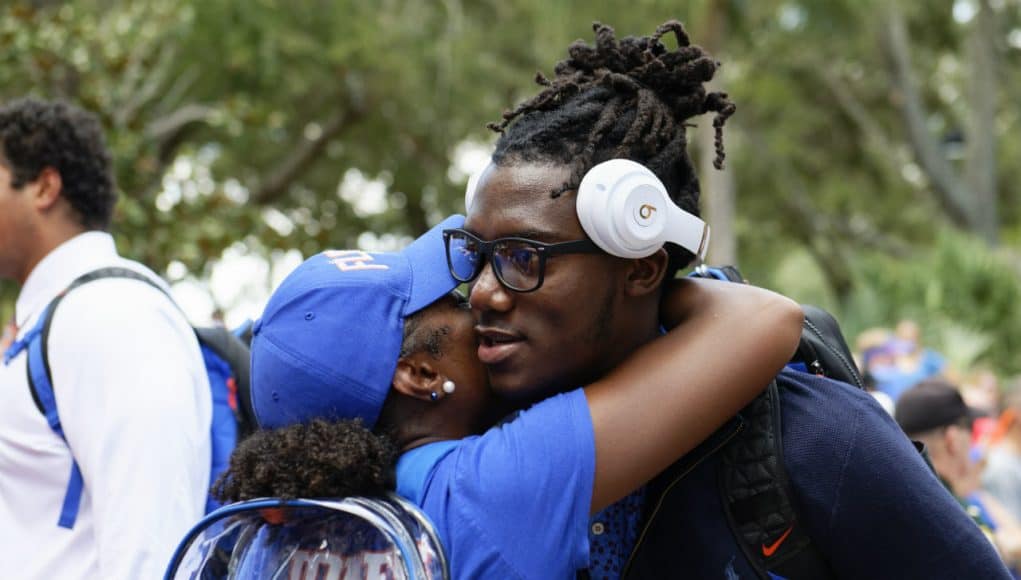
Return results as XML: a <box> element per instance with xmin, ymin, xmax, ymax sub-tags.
<box><xmin>395</xmin><ymin>440</ymin><xmax>460</xmax><ymax>504</ymax></box>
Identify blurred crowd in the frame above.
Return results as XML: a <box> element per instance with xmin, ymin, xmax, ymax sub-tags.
<box><xmin>855</xmin><ymin>320</ymin><xmax>1021</xmax><ymax>572</ymax></box>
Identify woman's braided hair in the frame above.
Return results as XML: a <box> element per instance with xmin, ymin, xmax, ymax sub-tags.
<box><xmin>488</xmin><ymin>20</ymin><xmax>735</xmax><ymax>271</ymax></box>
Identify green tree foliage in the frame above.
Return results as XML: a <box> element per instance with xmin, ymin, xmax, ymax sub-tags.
<box><xmin>774</xmin><ymin>233</ymin><xmax>1021</xmax><ymax>374</ymax></box>
<box><xmin>1</xmin><ymin>0</ymin><xmax>1019</xmax><ymax>376</ymax></box>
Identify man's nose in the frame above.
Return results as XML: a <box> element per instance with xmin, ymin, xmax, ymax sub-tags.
<box><xmin>468</xmin><ymin>261</ymin><xmax>513</xmax><ymax>313</ymax></box>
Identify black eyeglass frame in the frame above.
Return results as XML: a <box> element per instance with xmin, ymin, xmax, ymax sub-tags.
<box><xmin>442</xmin><ymin>228</ymin><xmax>602</xmax><ymax>293</ymax></box>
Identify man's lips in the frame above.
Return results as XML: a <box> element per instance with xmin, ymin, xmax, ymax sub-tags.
<box><xmin>475</xmin><ymin>326</ymin><xmax>524</xmax><ymax>365</ymax></box>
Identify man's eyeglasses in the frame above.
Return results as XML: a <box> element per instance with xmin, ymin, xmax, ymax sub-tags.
<box><xmin>442</xmin><ymin>228</ymin><xmax>601</xmax><ymax>293</ymax></box>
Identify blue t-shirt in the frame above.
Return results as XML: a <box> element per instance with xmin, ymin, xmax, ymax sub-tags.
<box><xmin>396</xmin><ymin>389</ymin><xmax>594</xmax><ymax>580</ymax></box>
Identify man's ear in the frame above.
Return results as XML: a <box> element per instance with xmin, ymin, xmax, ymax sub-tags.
<box><xmin>623</xmin><ymin>247</ymin><xmax>669</xmax><ymax>297</ymax></box>
<box><xmin>945</xmin><ymin>425</ymin><xmax>969</xmax><ymax>458</ymax></box>
<box><xmin>392</xmin><ymin>354</ymin><xmax>443</xmax><ymax>402</ymax></box>
<box><xmin>31</xmin><ymin>167</ymin><xmax>63</xmax><ymax>211</ymax></box>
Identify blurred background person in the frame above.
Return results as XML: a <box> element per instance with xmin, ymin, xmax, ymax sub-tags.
<box><xmin>984</xmin><ymin>382</ymin><xmax>1021</xmax><ymax>524</ymax></box>
<box><xmin>897</xmin><ymin>378</ymin><xmax>1021</xmax><ymax>575</ymax></box>
<box><xmin>867</xmin><ymin>319</ymin><xmax>946</xmax><ymax>403</ymax></box>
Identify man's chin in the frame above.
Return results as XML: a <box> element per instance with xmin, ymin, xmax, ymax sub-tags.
<box><xmin>488</xmin><ymin>370</ymin><xmax>562</xmax><ymax>409</ymax></box>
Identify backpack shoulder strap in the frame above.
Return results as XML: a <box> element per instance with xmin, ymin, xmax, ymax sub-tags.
<box><xmin>719</xmin><ymin>376</ymin><xmax>833</xmax><ymax>579</ymax></box>
<box><xmin>24</xmin><ymin>267</ymin><xmax>172</xmax><ymax>408</ymax></box>
<box><xmin>70</xmin><ymin>266</ymin><xmax>170</xmax><ymax>300</ymax></box>
<box><xmin>795</xmin><ymin>305</ymin><xmax>864</xmax><ymax>389</ymax></box>
<box><xmin>0</xmin><ymin>295</ymin><xmax>85</xmax><ymax>528</ymax></box>
<box><xmin>4</xmin><ymin>294</ymin><xmax>84</xmax><ymax>528</ymax></box>
<box><xmin>692</xmin><ymin>264</ymin><xmax>853</xmax><ymax>578</ymax></box>
<box><xmin>2</xmin><ymin>267</ymin><xmax>173</xmax><ymax>529</ymax></box>
<box><xmin>195</xmin><ymin>325</ymin><xmax>255</xmax><ymax>439</ymax></box>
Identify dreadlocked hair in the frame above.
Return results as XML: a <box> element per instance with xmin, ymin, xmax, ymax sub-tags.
<box><xmin>488</xmin><ymin>20</ymin><xmax>736</xmax><ymax>273</ymax></box>
<box><xmin>213</xmin><ymin>419</ymin><xmax>398</xmax><ymax>503</ymax></box>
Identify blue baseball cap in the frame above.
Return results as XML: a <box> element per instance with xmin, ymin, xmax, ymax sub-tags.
<box><xmin>250</xmin><ymin>214</ymin><xmax>466</xmax><ymax>430</ymax></box>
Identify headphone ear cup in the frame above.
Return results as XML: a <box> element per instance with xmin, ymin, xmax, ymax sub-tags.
<box><xmin>577</xmin><ymin>160</ymin><xmax>672</xmax><ymax>259</ymax></box>
<box><xmin>577</xmin><ymin>159</ymin><xmax>710</xmax><ymax>261</ymax></box>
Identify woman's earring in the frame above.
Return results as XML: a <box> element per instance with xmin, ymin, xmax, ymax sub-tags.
<box><xmin>442</xmin><ymin>379</ymin><xmax>456</xmax><ymax>395</ymax></box>
<box><xmin>430</xmin><ymin>391</ymin><xmax>439</xmax><ymax>402</ymax></box>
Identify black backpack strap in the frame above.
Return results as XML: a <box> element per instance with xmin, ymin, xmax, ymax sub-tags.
<box><xmin>29</xmin><ymin>267</ymin><xmax>171</xmax><ymax>411</ymax></box>
<box><xmin>720</xmin><ymin>382</ymin><xmax>834</xmax><ymax>579</ymax></box>
<box><xmin>195</xmin><ymin>326</ymin><xmax>256</xmax><ymax>439</ymax></box>
<box><xmin>795</xmin><ymin>305</ymin><xmax>864</xmax><ymax>389</ymax></box>
<box><xmin>67</xmin><ymin>266</ymin><xmax>170</xmax><ymax>299</ymax></box>
<box><xmin>38</xmin><ymin>267</ymin><xmax>171</xmax><ymax>385</ymax></box>
<box><xmin>690</xmin><ymin>268</ymin><xmax>864</xmax><ymax>390</ymax></box>
<box><xmin>692</xmin><ymin>264</ymin><xmax>869</xmax><ymax>578</ymax></box>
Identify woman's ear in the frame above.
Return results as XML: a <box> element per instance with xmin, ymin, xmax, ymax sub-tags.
<box><xmin>624</xmin><ymin>248</ymin><xmax>669</xmax><ymax>297</ymax></box>
<box><xmin>392</xmin><ymin>354</ymin><xmax>444</xmax><ymax>402</ymax></box>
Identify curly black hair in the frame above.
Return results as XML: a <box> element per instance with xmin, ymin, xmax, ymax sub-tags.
<box><xmin>489</xmin><ymin>20</ymin><xmax>735</xmax><ymax>273</ymax></box>
<box><xmin>213</xmin><ymin>419</ymin><xmax>399</xmax><ymax>502</ymax></box>
<box><xmin>0</xmin><ymin>98</ymin><xmax>117</xmax><ymax>231</ymax></box>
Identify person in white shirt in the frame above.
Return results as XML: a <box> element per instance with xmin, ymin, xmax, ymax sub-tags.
<box><xmin>0</xmin><ymin>98</ymin><xmax>212</xmax><ymax>579</ymax></box>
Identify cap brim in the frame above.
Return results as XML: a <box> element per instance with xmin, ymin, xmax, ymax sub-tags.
<box><xmin>965</xmin><ymin>405</ymin><xmax>988</xmax><ymax>424</ymax></box>
<box><xmin>402</xmin><ymin>214</ymin><xmax>465</xmax><ymax>315</ymax></box>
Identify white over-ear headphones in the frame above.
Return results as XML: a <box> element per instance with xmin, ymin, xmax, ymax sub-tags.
<box><xmin>464</xmin><ymin>158</ymin><xmax>710</xmax><ymax>261</ymax></box>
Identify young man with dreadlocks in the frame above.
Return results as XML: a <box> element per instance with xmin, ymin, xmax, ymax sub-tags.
<box><xmin>460</xmin><ymin>21</ymin><xmax>1008</xmax><ymax>578</ymax></box>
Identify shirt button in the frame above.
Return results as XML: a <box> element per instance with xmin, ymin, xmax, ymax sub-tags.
<box><xmin>591</xmin><ymin>522</ymin><xmax>605</xmax><ymax>535</ymax></box>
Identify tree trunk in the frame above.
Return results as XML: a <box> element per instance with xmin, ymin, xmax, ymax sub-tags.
<box><xmin>882</xmin><ymin>4</ymin><xmax>971</xmax><ymax>228</ymax></box>
<box><xmin>698</xmin><ymin>125</ymin><xmax>737</xmax><ymax>265</ymax></box>
<box><xmin>965</xmin><ymin>0</ymin><xmax>999</xmax><ymax>244</ymax></box>
<box><xmin>882</xmin><ymin>2</ymin><xmax>1000</xmax><ymax>243</ymax></box>
<box><xmin>697</xmin><ymin>0</ymin><xmax>737</xmax><ymax>266</ymax></box>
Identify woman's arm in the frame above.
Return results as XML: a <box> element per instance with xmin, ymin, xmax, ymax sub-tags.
<box><xmin>586</xmin><ymin>278</ymin><xmax>802</xmax><ymax>513</ymax></box>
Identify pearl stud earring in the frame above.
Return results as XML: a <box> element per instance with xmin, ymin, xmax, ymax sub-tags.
<box><xmin>442</xmin><ymin>379</ymin><xmax>456</xmax><ymax>395</ymax></box>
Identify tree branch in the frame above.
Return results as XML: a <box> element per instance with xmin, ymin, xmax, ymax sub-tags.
<box><xmin>143</xmin><ymin>104</ymin><xmax>215</xmax><ymax>144</ymax></box>
<box><xmin>880</xmin><ymin>4</ymin><xmax>974</xmax><ymax>229</ymax></box>
<box><xmin>135</xmin><ymin>104</ymin><xmax>216</xmax><ymax>201</ymax></box>
<box><xmin>115</xmin><ymin>42</ymin><xmax>177</xmax><ymax>129</ymax></box>
<box><xmin>251</xmin><ymin>107</ymin><xmax>363</xmax><ymax>205</ymax></box>
<box><xmin>818</xmin><ymin>69</ymin><xmax>893</xmax><ymax>153</ymax></box>
<box><xmin>778</xmin><ymin>166</ymin><xmax>915</xmax><ymax>301</ymax></box>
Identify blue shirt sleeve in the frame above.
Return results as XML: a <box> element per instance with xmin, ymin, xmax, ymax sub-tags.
<box><xmin>418</xmin><ymin>388</ymin><xmax>595</xmax><ymax>579</ymax></box>
<box><xmin>781</xmin><ymin>371</ymin><xmax>1010</xmax><ymax>579</ymax></box>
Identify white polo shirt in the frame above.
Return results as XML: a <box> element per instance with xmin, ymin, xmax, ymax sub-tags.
<box><xmin>0</xmin><ymin>232</ymin><xmax>212</xmax><ymax>579</ymax></box>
